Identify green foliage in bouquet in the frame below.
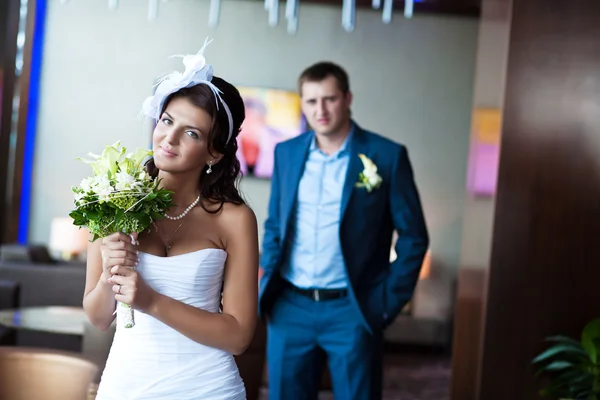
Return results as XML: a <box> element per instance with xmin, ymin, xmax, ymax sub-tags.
<box><xmin>70</xmin><ymin>141</ymin><xmax>174</xmax><ymax>241</ymax></box>
<box><xmin>533</xmin><ymin>318</ymin><xmax>600</xmax><ymax>400</ymax></box>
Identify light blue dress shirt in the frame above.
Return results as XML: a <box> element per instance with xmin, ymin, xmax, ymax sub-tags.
<box><xmin>281</xmin><ymin>129</ymin><xmax>353</xmax><ymax>289</ymax></box>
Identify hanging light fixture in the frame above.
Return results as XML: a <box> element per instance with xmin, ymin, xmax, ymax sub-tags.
<box><xmin>148</xmin><ymin>0</ymin><xmax>159</xmax><ymax>21</ymax></box>
<box><xmin>341</xmin><ymin>0</ymin><xmax>356</xmax><ymax>32</ymax></box>
<box><xmin>382</xmin><ymin>0</ymin><xmax>393</xmax><ymax>23</ymax></box>
<box><xmin>59</xmin><ymin>0</ymin><xmax>415</xmax><ymax>32</ymax></box>
<box><xmin>404</xmin><ymin>0</ymin><xmax>414</xmax><ymax>18</ymax></box>
<box><xmin>285</xmin><ymin>0</ymin><xmax>299</xmax><ymax>34</ymax></box>
<box><xmin>208</xmin><ymin>0</ymin><xmax>221</xmax><ymax>27</ymax></box>
<box><xmin>265</xmin><ymin>0</ymin><xmax>279</xmax><ymax>26</ymax></box>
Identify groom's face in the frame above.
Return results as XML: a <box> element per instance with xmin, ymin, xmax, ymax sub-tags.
<box><xmin>300</xmin><ymin>75</ymin><xmax>352</xmax><ymax>138</ymax></box>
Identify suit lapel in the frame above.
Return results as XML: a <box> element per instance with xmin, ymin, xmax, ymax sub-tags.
<box><xmin>281</xmin><ymin>133</ymin><xmax>312</xmax><ymax>240</ymax></box>
<box><xmin>340</xmin><ymin>125</ymin><xmax>369</xmax><ymax>220</ymax></box>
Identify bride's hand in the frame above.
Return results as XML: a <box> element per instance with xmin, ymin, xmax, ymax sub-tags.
<box><xmin>99</xmin><ymin>232</ymin><xmax>139</xmax><ymax>285</ymax></box>
<box><xmin>108</xmin><ymin>265</ymin><xmax>157</xmax><ymax>313</ymax></box>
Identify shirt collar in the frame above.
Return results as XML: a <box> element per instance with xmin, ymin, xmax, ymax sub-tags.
<box><xmin>309</xmin><ymin>123</ymin><xmax>354</xmax><ymax>157</ymax></box>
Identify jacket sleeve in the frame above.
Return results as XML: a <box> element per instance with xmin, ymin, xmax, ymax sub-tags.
<box><xmin>259</xmin><ymin>144</ymin><xmax>283</xmax><ymax>273</ymax></box>
<box><xmin>384</xmin><ymin>145</ymin><xmax>429</xmax><ymax>324</ymax></box>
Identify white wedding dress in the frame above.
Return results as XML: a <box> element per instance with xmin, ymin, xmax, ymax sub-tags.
<box><xmin>95</xmin><ymin>248</ymin><xmax>246</xmax><ymax>400</ymax></box>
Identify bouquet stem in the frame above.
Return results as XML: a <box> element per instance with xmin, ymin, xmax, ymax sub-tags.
<box><xmin>118</xmin><ymin>301</ymin><xmax>135</xmax><ymax>328</ymax></box>
<box><xmin>118</xmin><ymin>235</ymin><xmax>137</xmax><ymax>329</ymax></box>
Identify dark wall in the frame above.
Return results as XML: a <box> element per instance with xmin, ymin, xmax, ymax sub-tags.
<box><xmin>476</xmin><ymin>0</ymin><xmax>600</xmax><ymax>398</ymax></box>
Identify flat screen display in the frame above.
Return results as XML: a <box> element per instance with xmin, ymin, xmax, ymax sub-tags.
<box><xmin>236</xmin><ymin>86</ymin><xmax>306</xmax><ymax>178</ymax></box>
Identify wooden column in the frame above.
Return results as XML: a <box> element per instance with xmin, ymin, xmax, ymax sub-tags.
<box><xmin>450</xmin><ymin>267</ymin><xmax>487</xmax><ymax>400</ymax></box>
<box><xmin>464</xmin><ymin>0</ymin><xmax>600</xmax><ymax>398</ymax></box>
<box><xmin>0</xmin><ymin>0</ymin><xmax>20</xmax><ymax>243</ymax></box>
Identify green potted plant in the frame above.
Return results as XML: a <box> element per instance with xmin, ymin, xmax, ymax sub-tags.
<box><xmin>533</xmin><ymin>317</ymin><xmax>600</xmax><ymax>399</ymax></box>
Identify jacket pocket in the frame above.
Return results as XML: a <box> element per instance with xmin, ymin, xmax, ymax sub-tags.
<box><xmin>366</xmin><ymin>279</ymin><xmax>388</xmax><ymax>330</ymax></box>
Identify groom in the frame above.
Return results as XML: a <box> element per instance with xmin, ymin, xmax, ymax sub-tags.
<box><xmin>259</xmin><ymin>61</ymin><xmax>429</xmax><ymax>400</ymax></box>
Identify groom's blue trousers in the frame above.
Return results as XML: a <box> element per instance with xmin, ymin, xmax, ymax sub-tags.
<box><xmin>266</xmin><ymin>286</ymin><xmax>383</xmax><ymax>400</ymax></box>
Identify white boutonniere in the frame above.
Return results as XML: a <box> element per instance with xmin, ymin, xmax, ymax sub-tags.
<box><xmin>355</xmin><ymin>154</ymin><xmax>382</xmax><ymax>192</ymax></box>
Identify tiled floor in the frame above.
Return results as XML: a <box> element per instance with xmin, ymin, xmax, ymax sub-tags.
<box><xmin>259</xmin><ymin>350</ymin><xmax>451</xmax><ymax>400</ymax></box>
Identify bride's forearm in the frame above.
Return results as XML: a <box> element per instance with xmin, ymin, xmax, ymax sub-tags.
<box><xmin>147</xmin><ymin>293</ymin><xmax>254</xmax><ymax>355</ymax></box>
<box><xmin>83</xmin><ymin>274</ymin><xmax>116</xmax><ymax>331</ymax></box>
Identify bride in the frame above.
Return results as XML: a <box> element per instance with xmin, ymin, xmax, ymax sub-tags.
<box><xmin>83</xmin><ymin>42</ymin><xmax>258</xmax><ymax>399</ymax></box>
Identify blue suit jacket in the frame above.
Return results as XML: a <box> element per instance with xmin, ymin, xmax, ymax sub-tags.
<box><xmin>259</xmin><ymin>123</ymin><xmax>429</xmax><ymax>332</ymax></box>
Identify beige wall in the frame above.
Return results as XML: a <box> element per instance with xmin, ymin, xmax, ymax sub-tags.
<box><xmin>459</xmin><ymin>0</ymin><xmax>511</xmax><ymax>270</ymax></box>
<box><xmin>31</xmin><ymin>0</ymin><xmax>478</xmax><ymax>297</ymax></box>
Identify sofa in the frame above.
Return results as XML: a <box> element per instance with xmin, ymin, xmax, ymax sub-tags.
<box><xmin>0</xmin><ymin>256</ymin><xmax>87</xmax><ymax>351</ymax></box>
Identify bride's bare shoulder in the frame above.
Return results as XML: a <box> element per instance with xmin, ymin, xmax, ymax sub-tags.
<box><xmin>215</xmin><ymin>203</ymin><xmax>258</xmax><ymax>250</ymax></box>
<box><xmin>218</xmin><ymin>202</ymin><xmax>257</xmax><ymax>227</ymax></box>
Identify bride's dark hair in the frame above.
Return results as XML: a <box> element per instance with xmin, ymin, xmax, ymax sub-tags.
<box><xmin>146</xmin><ymin>77</ymin><xmax>246</xmax><ymax>213</ymax></box>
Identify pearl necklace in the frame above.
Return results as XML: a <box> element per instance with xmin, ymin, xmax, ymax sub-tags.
<box><xmin>165</xmin><ymin>195</ymin><xmax>200</xmax><ymax>220</ymax></box>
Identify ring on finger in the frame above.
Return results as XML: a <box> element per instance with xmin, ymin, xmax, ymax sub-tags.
<box><xmin>117</xmin><ymin>285</ymin><xmax>122</xmax><ymax>295</ymax></box>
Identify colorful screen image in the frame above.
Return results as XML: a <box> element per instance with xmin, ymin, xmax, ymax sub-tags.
<box><xmin>236</xmin><ymin>86</ymin><xmax>306</xmax><ymax>178</ymax></box>
<box><xmin>467</xmin><ymin>108</ymin><xmax>502</xmax><ymax>197</ymax></box>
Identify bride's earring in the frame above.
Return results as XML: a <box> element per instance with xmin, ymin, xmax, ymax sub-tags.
<box><xmin>207</xmin><ymin>161</ymin><xmax>213</xmax><ymax>174</ymax></box>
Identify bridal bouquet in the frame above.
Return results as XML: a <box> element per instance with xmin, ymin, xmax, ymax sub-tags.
<box><xmin>70</xmin><ymin>141</ymin><xmax>173</xmax><ymax>328</ymax></box>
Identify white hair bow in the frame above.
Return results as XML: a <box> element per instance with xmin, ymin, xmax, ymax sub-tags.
<box><xmin>142</xmin><ymin>38</ymin><xmax>234</xmax><ymax>144</ymax></box>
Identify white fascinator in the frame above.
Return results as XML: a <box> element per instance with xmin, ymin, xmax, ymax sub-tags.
<box><xmin>142</xmin><ymin>38</ymin><xmax>234</xmax><ymax>144</ymax></box>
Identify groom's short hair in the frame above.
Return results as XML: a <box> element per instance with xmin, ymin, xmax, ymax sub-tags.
<box><xmin>298</xmin><ymin>62</ymin><xmax>350</xmax><ymax>95</ymax></box>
